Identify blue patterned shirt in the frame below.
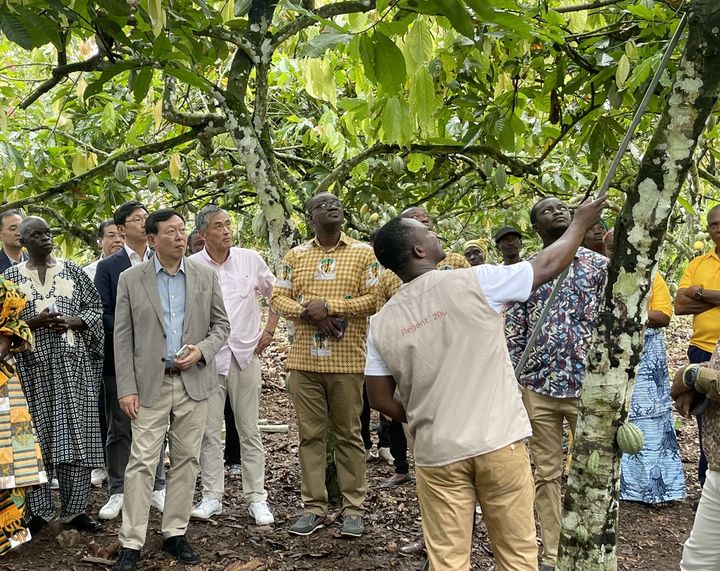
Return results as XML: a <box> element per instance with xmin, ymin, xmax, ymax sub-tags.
<box><xmin>505</xmin><ymin>247</ymin><xmax>608</xmax><ymax>398</ymax></box>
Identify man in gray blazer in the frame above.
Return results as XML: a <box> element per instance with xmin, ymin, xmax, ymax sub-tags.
<box><xmin>111</xmin><ymin>209</ymin><xmax>230</xmax><ymax>571</ymax></box>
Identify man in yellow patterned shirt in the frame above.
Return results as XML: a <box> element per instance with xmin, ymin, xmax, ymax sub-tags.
<box><xmin>271</xmin><ymin>192</ymin><xmax>379</xmax><ymax>538</ymax></box>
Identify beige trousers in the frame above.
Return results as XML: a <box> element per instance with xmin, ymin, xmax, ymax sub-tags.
<box><xmin>415</xmin><ymin>442</ymin><xmax>537</xmax><ymax>571</ymax></box>
<box><xmin>199</xmin><ymin>355</ymin><xmax>266</xmax><ymax>503</ymax></box>
<box><xmin>287</xmin><ymin>370</ymin><xmax>366</xmax><ymax>516</ymax></box>
<box><xmin>119</xmin><ymin>374</ymin><xmax>208</xmax><ymax>550</ymax></box>
<box><xmin>522</xmin><ymin>388</ymin><xmax>579</xmax><ymax>566</ymax></box>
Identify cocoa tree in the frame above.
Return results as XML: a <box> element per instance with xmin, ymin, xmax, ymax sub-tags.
<box><xmin>558</xmin><ymin>1</ymin><xmax>720</xmax><ymax>568</ymax></box>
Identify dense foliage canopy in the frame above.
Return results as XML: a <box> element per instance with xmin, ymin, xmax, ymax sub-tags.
<box><xmin>0</xmin><ymin>0</ymin><xmax>714</xmax><ymax>268</ymax></box>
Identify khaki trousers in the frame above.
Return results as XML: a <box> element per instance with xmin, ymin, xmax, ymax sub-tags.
<box><xmin>119</xmin><ymin>374</ymin><xmax>208</xmax><ymax>550</ymax></box>
<box><xmin>287</xmin><ymin>370</ymin><xmax>366</xmax><ymax>516</ymax></box>
<box><xmin>415</xmin><ymin>442</ymin><xmax>537</xmax><ymax>571</ymax></box>
<box><xmin>522</xmin><ymin>389</ymin><xmax>579</xmax><ymax>566</ymax></box>
<box><xmin>199</xmin><ymin>355</ymin><xmax>266</xmax><ymax>503</ymax></box>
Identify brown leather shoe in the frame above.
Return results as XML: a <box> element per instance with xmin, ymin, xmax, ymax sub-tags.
<box><xmin>399</xmin><ymin>539</ymin><xmax>425</xmax><ymax>556</ymax></box>
<box><xmin>379</xmin><ymin>473</ymin><xmax>411</xmax><ymax>489</ymax></box>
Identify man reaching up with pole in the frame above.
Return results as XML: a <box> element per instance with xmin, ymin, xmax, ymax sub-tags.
<box><xmin>366</xmin><ymin>195</ymin><xmax>605</xmax><ymax>571</ymax></box>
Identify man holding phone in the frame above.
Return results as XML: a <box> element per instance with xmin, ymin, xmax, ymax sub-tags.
<box><xmin>111</xmin><ymin>210</ymin><xmax>229</xmax><ymax>571</ymax></box>
<box><xmin>271</xmin><ymin>192</ymin><xmax>379</xmax><ymax>538</ymax></box>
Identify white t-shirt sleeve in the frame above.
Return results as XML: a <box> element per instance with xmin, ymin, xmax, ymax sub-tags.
<box><xmin>474</xmin><ymin>261</ymin><xmax>534</xmax><ymax>313</ymax></box>
<box><xmin>364</xmin><ymin>328</ymin><xmax>392</xmax><ymax>376</ymax></box>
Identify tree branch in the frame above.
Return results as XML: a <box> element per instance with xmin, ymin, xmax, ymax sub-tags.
<box><xmin>19</xmin><ymin>54</ymin><xmax>105</xmax><ymax>109</ymax></box>
<box><xmin>271</xmin><ymin>1</ymin><xmax>377</xmax><ymax>50</ymax></box>
<box><xmin>315</xmin><ymin>142</ymin><xmax>537</xmax><ymax>195</ymax></box>
<box><xmin>699</xmin><ymin>167</ymin><xmax>720</xmax><ymax>190</ymax></box>
<box><xmin>554</xmin><ymin>0</ymin><xmax>625</xmax><ymax>13</ymax></box>
<box><xmin>195</xmin><ymin>26</ymin><xmax>257</xmax><ymax>59</ymax></box>
<box><xmin>3</xmin><ymin>129</ymin><xmax>202</xmax><ymax>210</ymax></box>
<box><xmin>162</xmin><ymin>76</ymin><xmax>224</xmax><ymax>128</ymax></box>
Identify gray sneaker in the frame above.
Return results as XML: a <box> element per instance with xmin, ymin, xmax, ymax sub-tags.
<box><xmin>341</xmin><ymin>514</ymin><xmax>364</xmax><ymax>537</ymax></box>
<box><xmin>288</xmin><ymin>513</ymin><xmax>325</xmax><ymax>536</ymax></box>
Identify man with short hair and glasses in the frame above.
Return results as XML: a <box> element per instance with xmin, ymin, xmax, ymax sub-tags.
<box><xmin>94</xmin><ymin>202</ymin><xmax>167</xmax><ymax>522</ymax></box>
<box><xmin>0</xmin><ymin>209</ymin><xmax>28</xmax><ymax>273</ymax></box>
<box><xmin>112</xmin><ymin>209</ymin><xmax>229</xmax><ymax>570</ymax></box>
<box><xmin>271</xmin><ymin>192</ymin><xmax>379</xmax><ymax>538</ymax></box>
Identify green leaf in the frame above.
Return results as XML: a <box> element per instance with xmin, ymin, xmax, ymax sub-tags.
<box><xmin>435</xmin><ymin>0</ymin><xmax>474</xmax><ymax>39</ymax></box>
<box><xmin>101</xmin><ymin>102</ymin><xmax>117</xmax><ymax>135</ymax></box>
<box><xmin>409</xmin><ymin>67</ymin><xmax>439</xmax><ymax>129</ymax></box>
<box><xmin>148</xmin><ymin>0</ymin><xmax>166</xmax><ymax>37</ymax></box>
<box><xmin>676</xmin><ymin>195</ymin><xmax>696</xmax><ymax>217</ymax></box>
<box><xmin>84</xmin><ymin>61</ymin><xmax>140</xmax><ymax>100</ymax></box>
<box><xmin>300</xmin><ymin>29</ymin><xmax>353</xmax><ymax>58</ymax></box>
<box><xmin>405</xmin><ymin>19</ymin><xmax>433</xmax><ymax>73</ymax></box>
<box><xmin>616</xmin><ymin>54</ymin><xmax>630</xmax><ymax>90</ymax></box>
<box><xmin>0</xmin><ymin>13</ymin><xmax>34</xmax><ymax>50</ymax></box>
<box><xmin>372</xmin><ymin>33</ymin><xmax>407</xmax><ymax>96</ymax></box>
<box><xmin>358</xmin><ymin>35</ymin><xmax>377</xmax><ymax>83</ymax></box>
<box><xmin>304</xmin><ymin>58</ymin><xmax>337</xmax><ymax>106</ymax></box>
<box><xmin>382</xmin><ymin>97</ymin><xmax>404</xmax><ymax>144</ymax></box>
<box><xmin>133</xmin><ymin>68</ymin><xmax>153</xmax><ymax>103</ymax></box>
<box><xmin>164</xmin><ymin>66</ymin><xmax>213</xmax><ymax>92</ymax></box>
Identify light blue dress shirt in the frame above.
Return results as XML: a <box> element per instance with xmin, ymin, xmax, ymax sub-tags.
<box><xmin>154</xmin><ymin>256</ymin><xmax>186</xmax><ymax>366</ymax></box>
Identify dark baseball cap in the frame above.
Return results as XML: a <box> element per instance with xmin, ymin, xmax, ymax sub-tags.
<box><xmin>494</xmin><ymin>226</ymin><xmax>522</xmax><ymax>244</ymax></box>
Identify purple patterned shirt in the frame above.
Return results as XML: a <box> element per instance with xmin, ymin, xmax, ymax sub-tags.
<box><xmin>505</xmin><ymin>247</ymin><xmax>608</xmax><ymax>398</ymax></box>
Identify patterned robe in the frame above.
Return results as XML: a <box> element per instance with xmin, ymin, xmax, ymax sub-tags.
<box><xmin>0</xmin><ymin>276</ymin><xmax>46</xmax><ymax>555</ymax></box>
<box><xmin>4</xmin><ymin>260</ymin><xmax>104</xmax><ymax>470</ymax></box>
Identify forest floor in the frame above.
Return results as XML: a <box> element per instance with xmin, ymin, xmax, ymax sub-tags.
<box><xmin>2</xmin><ymin>318</ymin><xmax>702</xmax><ymax>571</ymax></box>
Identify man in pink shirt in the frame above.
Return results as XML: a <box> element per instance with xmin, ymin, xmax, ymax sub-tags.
<box><xmin>189</xmin><ymin>205</ymin><xmax>279</xmax><ymax>525</ymax></box>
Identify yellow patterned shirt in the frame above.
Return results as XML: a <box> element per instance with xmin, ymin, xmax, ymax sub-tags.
<box><xmin>376</xmin><ymin>252</ymin><xmax>470</xmax><ymax>307</ymax></box>
<box><xmin>271</xmin><ymin>233</ymin><xmax>379</xmax><ymax>373</ymax></box>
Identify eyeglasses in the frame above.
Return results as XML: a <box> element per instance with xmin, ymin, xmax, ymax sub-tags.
<box><xmin>103</xmin><ymin>233</ymin><xmax>120</xmax><ymax>240</ymax></box>
<box><xmin>124</xmin><ymin>216</ymin><xmax>147</xmax><ymax>225</ymax></box>
<box><xmin>309</xmin><ymin>200</ymin><xmax>343</xmax><ymax>212</ymax></box>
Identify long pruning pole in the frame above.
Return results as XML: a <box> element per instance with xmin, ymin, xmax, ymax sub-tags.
<box><xmin>513</xmin><ymin>12</ymin><xmax>688</xmax><ymax>380</ymax></box>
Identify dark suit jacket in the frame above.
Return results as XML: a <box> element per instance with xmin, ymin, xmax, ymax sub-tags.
<box><xmin>95</xmin><ymin>248</ymin><xmax>132</xmax><ymax>375</ymax></box>
<box><xmin>0</xmin><ymin>250</ymin><xmax>28</xmax><ymax>274</ymax></box>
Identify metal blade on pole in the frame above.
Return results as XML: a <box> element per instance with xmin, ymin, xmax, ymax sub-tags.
<box><xmin>514</xmin><ymin>12</ymin><xmax>688</xmax><ymax>380</ymax></box>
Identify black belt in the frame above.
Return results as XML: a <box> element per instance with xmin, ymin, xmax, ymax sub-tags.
<box><xmin>165</xmin><ymin>367</ymin><xmax>182</xmax><ymax>376</ymax></box>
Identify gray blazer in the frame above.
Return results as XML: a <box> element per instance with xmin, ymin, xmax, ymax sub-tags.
<box><xmin>114</xmin><ymin>257</ymin><xmax>230</xmax><ymax>407</ymax></box>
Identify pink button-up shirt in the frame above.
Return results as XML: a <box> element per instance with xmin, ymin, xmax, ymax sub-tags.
<box><xmin>190</xmin><ymin>247</ymin><xmax>276</xmax><ymax>374</ymax></box>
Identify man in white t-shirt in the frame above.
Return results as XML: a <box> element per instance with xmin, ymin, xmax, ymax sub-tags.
<box><xmin>365</xmin><ymin>196</ymin><xmax>605</xmax><ymax>571</ymax></box>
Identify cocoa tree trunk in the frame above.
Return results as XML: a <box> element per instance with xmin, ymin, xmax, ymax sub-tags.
<box><xmin>558</xmin><ymin>3</ymin><xmax>720</xmax><ymax>568</ymax></box>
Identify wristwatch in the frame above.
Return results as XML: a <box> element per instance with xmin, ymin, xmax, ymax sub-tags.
<box><xmin>683</xmin><ymin>364</ymin><xmax>700</xmax><ymax>389</ymax></box>
<box><xmin>695</xmin><ymin>287</ymin><xmax>704</xmax><ymax>301</ymax></box>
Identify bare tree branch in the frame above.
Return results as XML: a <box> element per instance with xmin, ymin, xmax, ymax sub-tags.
<box><xmin>699</xmin><ymin>167</ymin><xmax>720</xmax><ymax>190</ymax></box>
<box><xmin>554</xmin><ymin>0</ymin><xmax>625</xmax><ymax>13</ymax></box>
<box><xmin>195</xmin><ymin>26</ymin><xmax>257</xmax><ymax>59</ymax></box>
<box><xmin>19</xmin><ymin>54</ymin><xmax>105</xmax><ymax>109</ymax></box>
<box><xmin>271</xmin><ymin>1</ymin><xmax>377</xmax><ymax>50</ymax></box>
<box><xmin>3</xmin><ymin>129</ymin><xmax>202</xmax><ymax>210</ymax></box>
<box><xmin>315</xmin><ymin>142</ymin><xmax>538</xmax><ymax>195</ymax></box>
<box><xmin>162</xmin><ymin>76</ymin><xmax>224</xmax><ymax>128</ymax></box>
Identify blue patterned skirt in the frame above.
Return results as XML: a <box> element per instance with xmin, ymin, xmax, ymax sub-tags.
<box><xmin>620</xmin><ymin>328</ymin><xmax>686</xmax><ymax>503</ymax></box>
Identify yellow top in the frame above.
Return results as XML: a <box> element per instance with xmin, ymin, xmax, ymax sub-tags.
<box><xmin>678</xmin><ymin>248</ymin><xmax>720</xmax><ymax>352</ymax></box>
<box><xmin>271</xmin><ymin>233</ymin><xmax>379</xmax><ymax>373</ymax></box>
<box><xmin>648</xmin><ymin>273</ymin><xmax>672</xmax><ymax>317</ymax></box>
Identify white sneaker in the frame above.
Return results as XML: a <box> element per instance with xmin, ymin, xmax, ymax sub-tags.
<box><xmin>99</xmin><ymin>493</ymin><xmax>124</xmax><ymax>520</ymax></box>
<box><xmin>248</xmin><ymin>501</ymin><xmax>275</xmax><ymax>525</ymax></box>
<box><xmin>91</xmin><ymin>468</ymin><xmax>108</xmax><ymax>487</ymax></box>
<box><xmin>191</xmin><ymin>497</ymin><xmax>223</xmax><ymax>520</ymax></box>
<box><xmin>151</xmin><ymin>489</ymin><xmax>166</xmax><ymax>512</ymax></box>
<box><xmin>378</xmin><ymin>447</ymin><xmax>394</xmax><ymax>465</ymax></box>
<box><xmin>227</xmin><ymin>464</ymin><xmax>242</xmax><ymax>477</ymax></box>
<box><xmin>50</xmin><ymin>478</ymin><xmax>59</xmax><ymax>490</ymax></box>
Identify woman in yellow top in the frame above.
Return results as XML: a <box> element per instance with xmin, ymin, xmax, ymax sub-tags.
<box><xmin>0</xmin><ymin>275</ymin><xmax>46</xmax><ymax>555</ymax></box>
<box><xmin>604</xmin><ymin>229</ymin><xmax>685</xmax><ymax>504</ymax></box>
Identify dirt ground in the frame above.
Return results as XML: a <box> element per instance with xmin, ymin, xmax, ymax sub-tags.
<box><xmin>1</xmin><ymin>318</ymin><xmax>703</xmax><ymax>570</ymax></box>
